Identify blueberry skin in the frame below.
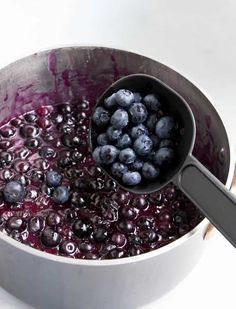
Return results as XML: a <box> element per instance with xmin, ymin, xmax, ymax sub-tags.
<box><xmin>131</xmin><ymin>124</ymin><xmax>148</xmax><ymax>139</ymax></box>
<box><xmin>104</xmin><ymin>93</ymin><xmax>117</xmax><ymax>109</ymax></box>
<box><xmin>46</xmin><ymin>171</ymin><xmax>62</xmax><ymax>187</ymax></box>
<box><xmin>97</xmin><ymin>133</ymin><xmax>109</xmax><ymax>146</ymax></box>
<box><xmin>146</xmin><ymin>113</ymin><xmax>159</xmax><ymax>131</ymax></box>
<box><xmin>129</xmin><ymin>103</ymin><xmax>148</xmax><ymax>124</ymax></box>
<box><xmin>100</xmin><ymin>145</ymin><xmax>119</xmax><ymax>164</ymax></box>
<box><xmin>129</xmin><ymin>159</ymin><xmax>144</xmax><ymax>171</ymax></box>
<box><xmin>133</xmin><ymin>92</ymin><xmax>142</xmax><ymax>102</ymax></box>
<box><xmin>155</xmin><ymin>116</ymin><xmax>176</xmax><ymax>139</ymax></box>
<box><xmin>111</xmin><ymin>109</ymin><xmax>129</xmax><ymax>129</ymax></box>
<box><xmin>154</xmin><ymin>147</ymin><xmax>175</xmax><ymax>167</ymax></box>
<box><xmin>92</xmin><ymin>147</ymin><xmax>102</xmax><ymax>164</ymax></box>
<box><xmin>142</xmin><ymin>162</ymin><xmax>160</xmax><ymax>179</ymax></box>
<box><xmin>116</xmin><ymin>134</ymin><xmax>132</xmax><ymax>149</ymax></box>
<box><xmin>122</xmin><ymin>171</ymin><xmax>142</xmax><ymax>186</ymax></box>
<box><xmin>115</xmin><ymin>89</ymin><xmax>134</xmax><ymax>108</ymax></box>
<box><xmin>134</xmin><ymin>135</ymin><xmax>153</xmax><ymax>156</ymax></box>
<box><xmin>52</xmin><ymin>186</ymin><xmax>69</xmax><ymax>204</ymax></box>
<box><xmin>150</xmin><ymin>135</ymin><xmax>160</xmax><ymax>148</ymax></box>
<box><xmin>112</xmin><ymin>162</ymin><xmax>128</xmax><ymax>178</ymax></box>
<box><xmin>159</xmin><ymin>139</ymin><xmax>174</xmax><ymax>148</ymax></box>
<box><xmin>107</xmin><ymin>126</ymin><xmax>122</xmax><ymax>141</ymax></box>
<box><xmin>3</xmin><ymin>181</ymin><xmax>25</xmax><ymax>203</ymax></box>
<box><xmin>92</xmin><ymin>107</ymin><xmax>110</xmax><ymax>127</ymax></box>
<box><xmin>143</xmin><ymin>94</ymin><xmax>161</xmax><ymax>111</ymax></box>
<box><xmin>119</xmin><ymin>148</ymin><xmax>136</xmax><ymax>164</ymax></box>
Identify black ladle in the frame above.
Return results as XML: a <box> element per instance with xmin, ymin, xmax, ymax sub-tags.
<box><xmin>90</xmin><ymin>74</ymin><xmax>236</xmax><ymax>248</ymax></box>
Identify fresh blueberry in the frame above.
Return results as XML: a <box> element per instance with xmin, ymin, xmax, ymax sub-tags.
<box><xmin>150</xmin><ymin>135</ymin><xmax>160</xmax><ymax>148</ymax></box>
<box><xmin>46</xmin><ymin>171</ymin><xmax>62</xmax><ymax>187</ymax></box>
<box><xmin>159</xmin><ymin>139</ymin><xmax>174</xmax><ymax>148</ymax></box>
<box><xmin>104</xmin><ymin>93</ymin><xmax>117</xmax><ymax>109</ymax></box>
<box><xmin>131</xmin><ymin>124</ymin><xmax>148</xmax><ymax>139</ymax></box>
<box><xmin>146</xmin><ymin>113</ymin><xmax>159</xmax><ymax>131</ymax></box>
<box><xmin>100</xmin><ymin>145</ymin><xmax>119</xmax><ymax>164</ymax></box>
<box><xmin>92</xmin><ymin>107</ymin><xmax>110</xmax><ymax>127</ymax></box>
<box><xmin>155</xmin><ymin>116</ymin><xmax>176</xmax><ymax>139</ymax></box>
<box><xmin>115</xmin><ymin>89</ymin><xmax>134</xmax><ymax>108</ymax></box>
<box><xmin>143</xmin><ymin>94</ymin><xmax>161</xmax><ymax>111</ymax></box>
<box><xmin>122</xmin><ymin>171</ymin><xmax>141</xmax><ymax>186</ymax></box>
<box><xmin>142</xmin><ymin>162</ymin><xmax>160</xmax><ymax>179</ymax></box>
<box><xmin>111</xmin><ymin>109</ymin><xmax>129</xmax><ymax>129</ymax></box>
<box><xmin>129</xmin><ymin>103</ymin><xmax>148</xmax><ymax>124</ymax></box>
<box><xmin>97</xmin><ymin>133</ymin><xmax>109</xmax><ymax>146</ymax></box>
<box><xmin>92</xmin><ymin>147</ymin><xmax>102</xmax><ymax>164</ymax></box>
<box><xmin>3</xmin><ymin>181</ymin><xmax>25</xmax><ymax>203</ymax></box>
<box><xmin>134</xmin><ymin>135</ymin><xmax>153</xmax><ymax>156</ymax></box>
<box><xmin>154</xmin><ymin>147</ymin><xmax>175</xmax><ymax>167</ymax></box>
<box><xmin>119</xmin><ymin>148</ymin><xmax>136</xmax><ymax>164</ymax></box>
<box><xmin>129</xmin><ymin>159</ymin><xmax>144</xmax><ymax>171</ymax></box>
<box><xmin>111</xmin><ymin>162</ymin><xmax>128</xmax><ymax>178</ymax></box>
<box><xmin>52</xmin><ymin>186</ymin><xmax>69</xmax><ymax>204</ymax></box>
<box><xmin>116</xmin><ymin>134</ymin><xmax>132</xmax><ymax>149</ymax></box>
<box><xmin>133</xmin><ymin>92</ymin><xmax>142</xmax><ymax>102</ymax></box>
<box><xmin>106</xmin><ymin>126</ymin><xmax>122</xmax><ymax>141</ymax></box>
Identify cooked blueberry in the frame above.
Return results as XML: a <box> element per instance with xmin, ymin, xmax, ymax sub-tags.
<box><xmin>173</xmin><ymin>210</ymin><xmax>188</xmax><ymax>226</ymax></box>
<box><xmin>119</xmin><ymin>148</ymin><xmax>136</xmax><ymax>164</ymax></box>
<box><xmin>79</xmin><ymin>241</ymin><xmax>94</xmax><ymax>252</ymax></box>
<box><xmin>159</xmin><ymin>139</ymin><xmax>174</xmax><ymax>148</ymax></box>
<box><xmin>20</xmin><ymin>125</ymin><xmax>39</xmax><ymax>138</ymax></box>
<box><xmin>47</xmin><ymin>212</ymin><xmax>61</xmax><ymax>226</ymax></box>
<box><xmin>97</xmin><ymin>133</ymin><xmax>109</xmax><ymax>146</ymax></box>
<box><xmin>115</xmin><ymin>89</ymin><xmax>134</xmax><ymax>108</ymax></box>
<box><xmin>46</xmin><ymin>171</ymin><xmax>62</xmax><ymax>187</ymax></box>
<box><xmin>129</xmin><ymin>103</ymin><xmax>148</xmax><ymax>124</ymax></box>
<box><xmin>25</xmin><ymin>138</ymin><xmax>41</xmax><ymax>149</ymax></box>
<box><xmin>73</xmin><ymin>219</ymin><xmax>93</xmax><ymax>237</ymax></box>
<box><xmin>41</xmin><ymin>183</ymin><xmax>53</xmax><ymax>196</ymax></box>
<box><xmin>118</xmin><ymin>220</ymin><xmax>135</xmax><ymax>234</ymax></box>
<box><xmin>111</xmin><ymin>109</ymin><xmax>129</xmax><ymax>129</ymax></box>
<box><xmin>24</xmin><ymin>113</ymin><xmax>38</xmax><ymax>123</ymax></box>
<box><xmin>131</xmin><ymin>124</ymin><xmax>148</xmax><ymax>139</ymax></box>
<box><xmin>108</xmin><ymin>249</ymin><xmax>125</xmax><ymax>259</ymax></box>
<box><xmin>100</xmin><ymin>145</ymin><xmax>119</xmax><ymax>164</ymax></box>
<box><xmin>146</xmin><ymin>113</ymin><xmax>159</xmax><ymax>131</ymax></box>
<box><xmin>71</xmin><ymin>192</ymin><xmax>86</xmax><ymax>208</ymax></box>
<box><xmin>111</xmin><ymin>162</ymin><xmax>127</xmax><ymax>178</ymax></box>
<box><xmin>61</xmin><ymin>134</ymin><xmax>80</xmax><ymax>148</ymax></box>
<box><xmin>142</xmin><ymin>162</ymin><xmax>160</xmax><ymax>180</ymax></box>
<box><xmin>143</xmin><ymin>94</ymin><xmax>161</xmax><ymax>111</ymax></box>
<box><xmin>155</xmin><ymin>116</ymin><xmax>176</xmax><ymax>138</ymax></box>
<box><xmin>116</xmin><ymin>133</ymin><xmax>132</xmax><ymax>149</ymax></box>
<box><xmin>104</xmin><ymin>93</ymin><xmax>117</xmax><ymax>109</ymax></box>
<box><xmin>150</xmin><ymin>135</ymin><xmax>160</xmax><ymax>148</ymax></box>
<box><xmin>60</xmin><ymin>240</ymin><xmax>77</xmax><ymax>255</ymax></box>
<box><xmin>58</xmin><ymin>154</ymin><xmax>72</xmax><ymax>168</ymax></box>
<box><xmin>92</xmin><ymin>107</ymin><xmax>110</xmax><ymax>127</ymax></box>
<box><xmin>92</xmin><ymin>147</ymin><xmax>102</xmax><ymax>164</ymax></box>
<box><xmin>106</xmin><ymin>126</ymin><xmax>122</xmax><ymax>141</ymax></box>
<box><xmin>139</xmin><ymin>229</ymin><xmax>157</xmax><ymax>243</ymax></box>
<box><xmin>133</xmin><ymin>92</ymin><xmax>142</xmax><ymax>102</ymax></box>
<box><xmin>122</xmin><ymin>171</ymin><xmax>141</xmax><ymax>186</ymax></box>
<box><xmin>71</xmin><ymin>151</ymin><xmax>83</xmax><ymax>163</ymax></box>
<box><xmin>58</xmin><ymin>104</ymin><xmax>73</xmax><ymax>114</ymax></box>
<box><xmin>41</xmin><ymin>228</ymin><xmax>61</xmax><ymax>247</ymax></box>
<box><xmin>28</xmin><ymin>216</ymin><xmax>45</xmax><ymax>234</ymax></box>
<box><xmin>129</xmin><ymin>247</ymin><xmax>143</xmax><ymax>256</ymax></box>
<box><xmin>137</xmin><ymin>217</ymin><xmax>154</xmax><ymax>230</ymax></box>
<box><xmin>129</xmin><ymin>159</ymin><xmax>144</xmax><ymax>171</ymax></box>
<box><xmin>39</xmin><ymin>146</ymin><xmax>56</xmax><ymax>159</ymax></box>
<box><xmin>52</xmin><ymin>186</ymin><xmax>69</xmax><ymax>204</ymax></box>
<box><xmin>3</xmin><ymin>181</ymin><xmax>25</xmax><ymax>203</ymax></box>
<box><xmin>154</xmin><ymin>147</ymin><xmax>175</xmax><ymax>167</ymax></box>
<box><xmin>133</xmin><ymin>134</ymin><xmax>153</xmax><ymax>156</ymax></box>
<box><xmin>0</xmin><ymin>151</ymin><xmax>14</xmax><ymax>167</ymax></box>
<box><xmin>53</xmin><ymin>114</ymin><xmax>64</xmax><ymax>125</ymax></box>
<box><xmin>7</xmin><ymin>216</ymin><xmax>25</xmax><ymax>231</ymax></box>
<box><xmin>0</xmin><ymin>126</ymin><xmax>16</xmax><ymax>138</ymax></box>
<box><xmin>93</xmin><ymin>227</ymin><xmax>110</xmax><ymax>242</ymax></box>
<box><xmin>111</xmin><ymin>233</ymin><xmax>127</xmax><ymax>247</ymax></box>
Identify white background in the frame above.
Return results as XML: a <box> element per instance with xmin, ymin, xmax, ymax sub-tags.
<box><xmin>0</xmin><ymin>1</ymin><xmax>235</xmax><ymax>308</ymax></box>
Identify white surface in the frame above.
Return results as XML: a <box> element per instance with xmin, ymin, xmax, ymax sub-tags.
<box><xmin>0</xmin><ymin>0</ymin><xmax>235</xmax><ymax>308</ymax></box>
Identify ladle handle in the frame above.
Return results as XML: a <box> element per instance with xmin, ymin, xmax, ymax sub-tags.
<box><xmin>174</xmin><ymin>154</ymin><xmax>236</xmax><ymax>248</ymax></box>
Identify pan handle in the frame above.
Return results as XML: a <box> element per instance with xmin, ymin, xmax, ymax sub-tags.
<box><xmin>173</xmin><ymin>154</ymin><xmax>236</xmax><ymax>248</ymax></box>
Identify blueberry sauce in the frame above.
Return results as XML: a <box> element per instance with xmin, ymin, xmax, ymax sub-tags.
<box><xmin>0</xmin><ymin>103</ymin><xmax>203</xmax><ymax>259</ymax></box>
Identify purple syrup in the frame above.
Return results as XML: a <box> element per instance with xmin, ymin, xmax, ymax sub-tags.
<box><xmin>0</xmin><ymin>102</ymin><xmax>203</xmax><ymax>259</ymax></box>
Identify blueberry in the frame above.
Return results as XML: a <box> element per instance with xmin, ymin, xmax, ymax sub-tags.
<box><xmin>52</xmin><ymin>186</ymin><xmax>69</xmax><ymax>204</ymax></box>
<box><xmin>92</xmin><ymin>147</ymin><xmax>102</xmax><ymax>164</ymax></box>
<box><xmin>142</xmin><ymin>162</ymin><xmax>160</xmax><ymax>179</ymax></box>
<box><xmin>112</xmin><ymin>162</ymin><xmax>128</xmax><ymax>178</ymax></box>
<box><xmin>97</xmin><ymin>133</ymin><xmax>109</xmax><ymax>146</ymax></box>
<box><xmin>6</xmin><ymin>216</ymin><xmax>26</xmax><ymax>230</ymax></box>
<box><xmin>92</xmin><ymin>107</ymin><xmax>110</xmax><ymax>127</ymax></box>
<box><xmin>60</xmin><ymin>240</ymin><xmax>77</xmax><ymax>255</ymax></box>
<box><xmin>61</xmin><ymin>134</ymin><xmax>80</xmax><ymax>148</ymax></box>
<box><xmin>146</xmin><ymin>113</ymin><xmax>159</xmax><ymax>131</ymax></box>
<box><xmin>24</xmin><ymin>113</ymin><xmax>38</xmax><ymax>123</ymax></box>
<box><xmin>129</xmin><ymin>159</ymin><xmax>144</xmax><ymax>171</ymax></box>
<box><xmin>118</xmin><ymin>220</ymin><xmax>136</xmax><ymax>234</ymax></box>
<box><xmin>115</xmin><ymin>89</ymin><xmax>134</xmax><ymax>108</ymax></box>
<box><xmin>25</xmin><ymin>138</ymin><xmax>41</xmax><ymax>149</ymax></box>
<box><xmin>129</xmin><ymin>103</ymin><xmax>148</xmax><ymax>124</ymax></box>
<box><xmin>159</xmin><ymin>139</ymin><xmax>174</xmax><ymax>148</ymax></box>
<box><xmin>100</xmin><ymin>145</ymin><xmax>119</xmax><ymax>164</ymax></box>
<box><xmin>41</xmin><ymin>228</ymin><xmax>61</xmax><ymax>247</ymax></box>
<box><xmin>47</xmin><ymin>212</ymin><xmax>61</xmax><ymax>226</ymax></box>
<box><xmin>122</xmin><ymin>171</ymin><xmax>141</xmax><ymax>186</ymax></box>
<box><xmin>110</xmin><ymin>109</ymin><xmax>129</xmax><ymax>129</ymax></box>
<box><xmin>106</xmin><ymin>126</ymin><xmax>122</xmax><ymax>141</ymax></box>
<box><xmin>73</xmin><ymin>219</ymin><xmax>93</xmax><ymax>237</ymax></box>
<box><xmin>143</xmin><ymin>94</ymin><xmax>161</xmax><ymax>111</ymax></box>
<box><xmin>28</xmin><ymin>216</ymin><xmax>45</xmax><ymax>234</ymax></box>
<box><xmin>93</xmin><ymin>227</ymin><xmax>110</xmax><ymax>242</ymax></box>
<box><xmin>39</xmin><ymin>146</ymin><xmax>56</xmax><ymax>159</ymax></box>
<box><xmin>133</xmin><ymin>135</ymin><xmax>153</xmax><ymax>156</ymax></box>
<box><xmin>71</xmin><ymin>192</ymin><xmax>86</xmax><ymax>208</ymax></box>
<box><xmin>104</xmin><ymin>93</ymin><xmax>117</xmax><ymax>109</ymax></box>
<box><xmin>119</xmin><ymin>148</ymin><xmax>136</xmax><ymax>164</ymax></box>
<box><xmin>20</xmin><ymin>125</ymin><xmax>39</xmax><ymax>138</ymax></box>
<box><xmin>154</xmin><ymin>147</ymin><xmax>175</xmax><ymax>167</ymax></box>
<box><xmin>131</xmin><ymin>124</ymin><xmax>148</xmax><ymax>139</ymax></box>
<box><xmin>0</xmin><ymin>151</ymin><xmax>14</xmax><ymax>167</ymax></box>
<box><xmin>150</xmin><ymin>135</ymin><xmax>160</xmax><ymax>148</ymax></box>
<box><xmin>139</xmin><ymin>229</ymin><xmax>157</xmax><ymax>243</ymax></box>
<box><xmin>46</xmin><ymin>171</ymin><xmax>62</xmax><ymax>187</ymax></box>
<box><xmin>133</xmin><ymin>92</ymin><xmax>142</xmax><ymax>102</ymax></box>
<box><xmin>116</xmin><ymin>133</ymin><xmax>132</xmax><ymax>149</ymax></box>
<box><xmin>155</xmin><ymin>116</ymin><xmax>176</xmax><ymax>139</ymax></box>
<box><xmin>3</xmin><ymin>181</ymin><xmax>25</xmax><ymax>203</ymax></box>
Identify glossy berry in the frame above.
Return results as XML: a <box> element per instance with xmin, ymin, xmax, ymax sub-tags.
<box><xmin>61</xmin><ymin>134</ymin><xmax>80</xmax><ymax>148</ymax></box>
<box><xmin>25</xmin><ymin>138</ymin><xmax>41</xmax><ymax>149</ymax></box>
<box><xmin>73</xmin><ymin>219</ymin><xmax>93</xmax><ymax>238</ymax></box>
<box><xmin>97</xmin><ymin>133</ymin><xmax>109</xmax><ymax>146</ymax></box>
<box><xmin>52</xmin><ymin>186</ymin><xmax>69</xmax><ymax>204</ymax></box>
<box><xmin>28</xmin><ymin>216</ymin><xmax>45</xmax><ymax>234</ymax></box>
<box><xmin>118</xmin><ymin>220</ymin><xmax>135</xmax><ymax>234</ymax></box>
<box><xmin>111</xmin><ymin>162</ymin><xmax>128</xmax><ymax>178</ymax></box>
<box><xmin>115</xmin><ymin>89</ymin><xmax>134</xmax><ymax>108</ymax></box>
<box><xmin>142</xmin><ymin>162</ymin><xmax>160</xmax><ymax>179</ymax></box>
<box><xmin>0</xmin><ymin>151</ymin><xmax>14</xmax><ymax>167</ymax></box>
<box><xmin>24</xmin><ymin>113</ymin><xmax>38</xmax><ymax>123</ymax></box>
<box><xmin>111</xmin><ymin>109</ymin><xmax>129</xmax><ymax>129</ymax></box>
<box><xmin>119</xmin><ymin>148</ymin><xmax>136</xmax><ymax>164</ymax></box>
<box><xmin>143</xmin><ymin>94</ymin><xmax>161</xmax><ymax>111</ymax></box>
<box><xmin>92</xmin><ymin>107</ymin><xmax>110</xmax><ymax>127</ymax></box>
<box><xmin>134</xmin><ymin>134</ymin><xmax>153</xmax><ymax>156</ymax></box>
<box><xmin>111</xmin><ymin>233</ymin><xmax>127</xmax><ymax>247</ymax></box>
<box><xmin>41</xmin><ymin>228</ymin><xmax>61</xmax><ymax>247</ymax></box>
<box><xmin>93</xmin><ymin>227</ymin><xmax>110</xmax><ymax>242</ymax></box>
<box><xmin>155</xmin><ymin>116</ymin><xmax>176</xmax><ymax>139</ymax></box>
<box><xmin>46</xmin><ymin>171</ymin><xmax>62</xmax><ymax>187</ymax></box>
<box><xmin>46</xmin><ymin>213</ymin><xmax>61</xmax><ymax>226</ymax></box>
<box><xmin>129</xmin><ymin>103</ymin><xmax>148</xmax><ymax>124</ymax></box>
<box><xmin>39</xmin><ymin>146</ymin><xmax>56</xmax><ymax>159</ymax></box>
<box><xmin>6</xmin><ymin>216</ymin><xmax>25</xmax><ymax>231</ymax></box>
<box><xmin>139</xmin><ymin>229</ymin><xmax>157</xmax><ymax>243</ymax></box>
<box><xmin>116</xmin><ymin>133</ymin><xmax>132</xmax><ymax>149</ymax></box>
<box><xmin>106</xmin><ymin>126</ymin><xmax>122</xmax><ymax>141</ymax></box>
<box><xmin>20</xmin><ymin>125</ymin><xmax>39</xmax><ymax>138</ymax></box>
<box><xmin>122</xmin><ymin>171</ymin><xmax>141</xmax><ymax>186</ymax></box>
<box><xmin>100</xmin><ymin>145</ymin><xmax>119</xmax><ymax>164</ymax></box>
<box><xmin>0</xmin><ymin>126</ymin><xmax>16</xmax><ymax>138</ymax></box>
<box><xmin>104</xmin><ymin>93</ymin><xmax>117</xmax><ymax>109</ymax></box>
<box><xmin>131</xmin><ymin>124</ymin><xmax>148</xmax><ymax>139</ymax></box>
<box><xmin>154</xmin><ymin>147</ymin><xmax>175</xmax><ymax>167</ymax></box>
<box><xmin>60</xmin><ymin>240</ymin><xmax>77</xmax><ymax>255</ymax></box>
<box><xmin>3</xmin><ymin>181</ymin><xmax>25</xmax><ymax>203</ymax></box>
